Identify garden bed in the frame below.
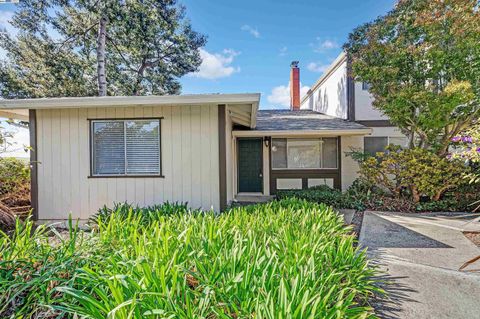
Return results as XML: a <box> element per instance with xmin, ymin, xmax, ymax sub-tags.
<box><xmin>0</xmin><ymin>199</ymin><xmax>381</xmax><ymax>318</ymax></box>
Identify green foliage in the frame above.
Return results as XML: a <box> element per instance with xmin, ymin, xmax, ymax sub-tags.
<box><xmin>358</xmin><ymin>146</ymin><xmax>469</xmax><ymax>203</ymax></box>
<box><xmin>0</xmin><ymin>157</ymin><xmax>30</xmax><ymax>195</ymax></box>
<box><xmin>0</xmin><ymin>199</ymin><xmax>381</xmax><ymax>318</ymax></box>
<box><xmin>345</xmin><ymin>0</ymin><xmax>480</xmax><ymax>155</ymax></box>
<box><xmin>92</xmin><ymin>201</ymin><xmax>192</xmax><ymax>226</ymax></box>
<box><xmin>0</xmin><ymin>0</ymin><xmax>207</xmax><ymax>98</ymax></box>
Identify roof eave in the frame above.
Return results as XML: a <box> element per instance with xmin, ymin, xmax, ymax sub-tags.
<box><xmin>232</xmin><ymin>128</ymin><xmax>372</xmax><ymax>137</ymax></box>
<box><xmin>0</xmin><ymin>93</ymin><xmax>261</xmax><ymax>110</ymax></box>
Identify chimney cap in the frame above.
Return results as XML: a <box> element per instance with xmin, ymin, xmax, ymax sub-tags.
<box><xmin>290</xmin><ymin>61</ymin><xmax>299</xmax><ymax>68</ymax></box>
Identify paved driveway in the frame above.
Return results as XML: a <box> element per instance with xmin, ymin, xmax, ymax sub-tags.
<box><xmin>359</xmin><ymin>211</ymin><xmax>480</xmax><ymax>319</ymax></box>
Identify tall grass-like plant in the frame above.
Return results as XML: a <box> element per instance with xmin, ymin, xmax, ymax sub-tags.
<box><xmin>1</xmin><ymin>199</ymin><xmax>381</xmax><ymax>318</ymax></box>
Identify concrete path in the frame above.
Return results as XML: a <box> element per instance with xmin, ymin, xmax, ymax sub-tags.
<box><xmin>359</xmin><ymin>211</ymin><xmax>480</xmax><ymax>319</ymax></box>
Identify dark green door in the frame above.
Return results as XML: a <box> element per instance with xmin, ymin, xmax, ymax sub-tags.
<box><xmin>238</xmin><ymin>138</ymin><xmax>263</xmax><ymax>193</ymax></box>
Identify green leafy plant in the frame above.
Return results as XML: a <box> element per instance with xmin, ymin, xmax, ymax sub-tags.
<box><xmin>0</xmin><ymin>157</ymin><xmax>30</xmax><ymax>195</ymax></box>
<box><xmin>0</xmin><ymin>199</ymin><xmax>382</xmax><ymax>318</ymax></box>
<box><xmin>358</xmin><ymin>146</ymin><xmax>469</xmax><ymax>203</ymax></box>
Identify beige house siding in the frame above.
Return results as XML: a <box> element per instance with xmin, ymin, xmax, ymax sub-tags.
<box><xmin>36</xmin><ymin>105</ymin><xmax>220</xmax><ymax>220</ymax></box>
<box><xmin>340</xmin><ymin>135</ymin><xmax>363</xmax><ymax>191</ymax></box>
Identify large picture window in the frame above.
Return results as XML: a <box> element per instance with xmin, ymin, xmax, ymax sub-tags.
<box><xmin>271</xmin><ymin>138</ymin><xmax>338</xmax><ymax>169</ymax></box>
<box><xmin>91</xmin><ymin>119</ymin><xmax>161</xmax><ymax>176</ymax></box>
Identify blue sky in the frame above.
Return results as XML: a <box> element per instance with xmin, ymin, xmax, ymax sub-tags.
<box><xmin>0</xmin><ymin>0</ymin><xmax>395</xmax><ymax>112</ymax></box>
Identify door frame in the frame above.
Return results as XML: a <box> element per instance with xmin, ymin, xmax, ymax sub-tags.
<box><xmin>236</xmin><ymin>137</ymin><xmax>264</xmax><ymax>194</ymax></box>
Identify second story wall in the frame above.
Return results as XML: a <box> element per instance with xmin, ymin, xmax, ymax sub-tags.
<box><xmin>301</xmin><ymin>53</ymin><xmax>348</xmax><ymax>119</ymax></box>
<box><xmin>354</xmin><ymin>82</ymin><xmax>388</xmax><ymax>121</ymax></box>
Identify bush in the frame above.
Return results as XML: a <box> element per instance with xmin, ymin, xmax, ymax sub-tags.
<box><xmin>358</xmin><ymin>146</ymin><xmax>469</xmax><ymax>203</ymax></box>
<box><xmin>1</xmin><ymin>199</ymin><xmax>381</xmax><ymax>318</ymax></box>
<box><xmin>0</xmin><ymin>157</ymin><xmax>30</xmax><ymax>195</ymax></box>
<box><xmin>92</xmin><ymin>201</ymin><xmax>193</xmax><ymax>226</ymax></box>
<box><xmin>276</xmin><ymin>185</ymin><xmax>357</xmax><ymax>209</ymax></box>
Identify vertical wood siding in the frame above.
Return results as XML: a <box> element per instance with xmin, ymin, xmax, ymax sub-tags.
<box><xmin>36</xmin><ymin>105</ymin><xmax>220</xmax><ymax>220</ymax></box>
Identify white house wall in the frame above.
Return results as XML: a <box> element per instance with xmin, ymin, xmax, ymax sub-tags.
<box><xmin>354</xmin><ymin>82</ymin><xmax>388</xmax><ymax>121</ymax></box>
<box><xmin>301</xmin><ymin>59</ymin><xmax>349</xmax><ymax>119</ymax></box>
<box><xmin>340</xmin><ymin>135</ymin><xmax>363</xmax><ymax>191</ymax></box>
<box><xmin>36</xmin><ymin>105</ymin><xmax>220</xmax><ymax>220</ymax></box>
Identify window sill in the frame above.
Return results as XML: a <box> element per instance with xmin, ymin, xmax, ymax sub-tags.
<box><xmin>88</xmin><ymin>175</ymin><xmax>165</xmax><ymax>179</ymax></box>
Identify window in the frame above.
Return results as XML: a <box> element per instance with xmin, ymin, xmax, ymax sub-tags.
<box><xmin>362</xmin><ymin>82</ymin><xmax>371</xmax><ymax>91</ymax></box>
<box><xmin>271</xmin><ymin>138</ymin><xmax>338</xmax><ymax>169</ymax></box>
<box><xmin>91</xmin><ymin>119</ymin><xmax>161</xmax><ymax>176</ymax></box>
<box><xmin>364</xmin><ymin>136</ymin><xmax>407</xmax><ymax>156</ymax></box>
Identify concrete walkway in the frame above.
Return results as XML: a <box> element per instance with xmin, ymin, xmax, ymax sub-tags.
<box><xmin>359</xmin><ymin>211</ymin><xmax>480</xmax><ymax>319</ymax></box>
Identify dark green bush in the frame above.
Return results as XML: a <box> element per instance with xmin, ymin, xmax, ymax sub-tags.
<box><xmin>276</xmin><ymin>186</ymin><xmax>341</xmax><ymax>207</ymax></box>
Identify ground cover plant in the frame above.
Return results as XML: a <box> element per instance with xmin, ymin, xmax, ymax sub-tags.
<box><xmin>0</xmin><ymin>199</ymin><xmax>381</xmax><ymax>318</ymax></box>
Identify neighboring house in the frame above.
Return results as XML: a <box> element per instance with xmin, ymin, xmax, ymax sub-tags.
<box><xmin>301</xmin><ymin>51</ymin><xmax>408</xmax><ymax>156</ymax></box>
<box><xmin>0</xmin><ymin>52</ymin><xmax>399</xmax><ymax>220</ymax></box>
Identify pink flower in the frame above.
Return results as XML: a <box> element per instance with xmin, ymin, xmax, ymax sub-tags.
<box><xmin>451</xmin><ymin>136</ymin><xmax>461</xmax><ymax>142</ymax></box>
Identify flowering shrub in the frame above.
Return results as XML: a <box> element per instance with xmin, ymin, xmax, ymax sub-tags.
<box><xmin>450</xmin><ymin>125</ymin><xmax>480</xmax><ymax>184</ymax></box>
<box><xmin>358</xmin><ymin>146</ymin><xmax>469</xmax><ymax>203</ymax></box>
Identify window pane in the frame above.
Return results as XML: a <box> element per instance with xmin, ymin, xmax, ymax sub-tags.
<box><xmin>364</xmin><ymin>137</ymin><xmax>388</xmax><ymax>156</ymax></box>
<box><xmin>93</xmin><ymin>121</ymin><xmax>125</xmax><ymax>175</ymax></box>
<box><xmin>287</xmin><ymin>139</ymin><xmax>321</xmax><ymax>169</ymax></box>
<box><xmin>125</xmin><ymin>120</ymin><xmax>160</xmax><ymax>175</ymax></box>
<box><xmin>389</xmin><ymin>137</ymin><xmax>407</xmax><ymax>147</ymax></box>
<box><xmin>271</xmin><ymin>139</ymin><xmax>287</xmax><ymax>168</ymax></box>
<box><xmin>322</xmin><ymin>138</ymin><xmax>338</xmax><ymax>168</ymax></box>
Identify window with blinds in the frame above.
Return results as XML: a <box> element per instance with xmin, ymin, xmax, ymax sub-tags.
<box><xmin>91</xmin><ymin>119</ymin><xmax>161</xmax><ymax>176</ymax></box>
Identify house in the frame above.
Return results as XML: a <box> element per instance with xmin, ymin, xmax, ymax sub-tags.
<box><xmin>0</xmin><ymin>51</ymin><xmax>401</xmax><ymax>221</ymax></box>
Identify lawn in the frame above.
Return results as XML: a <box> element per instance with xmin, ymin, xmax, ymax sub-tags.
<box><xmin>0</xmin><ymin>199</ymin><xmax>380</xmax><ymax>318</ymax></box>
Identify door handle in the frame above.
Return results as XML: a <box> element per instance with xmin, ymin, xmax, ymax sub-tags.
<box><xmin>259</xmin><ymin>173</ymin><xmax>263</xmax><ymax>177</ymax></box>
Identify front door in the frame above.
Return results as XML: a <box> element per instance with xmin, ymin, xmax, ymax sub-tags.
<box><xmin>238</xmin><ymin>138</ymin><xmax>263</xmax><ymax>193</ymax></box>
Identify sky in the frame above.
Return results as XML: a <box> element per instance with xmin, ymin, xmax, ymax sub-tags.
<box><xmin>0</xmin><ymin>0</ymin><xmax>396</xmax><ymax>154</ymax></box>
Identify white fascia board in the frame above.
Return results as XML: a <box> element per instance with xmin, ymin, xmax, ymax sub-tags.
<box><xmin>232</xmin><ymin>128</ymin><xmax>372</xmax><ymax>137</ymax></box>
<box><xmin>0</xmin><ymin>93</ymin><xmax>261</xmax><ymax>110</ymax></box>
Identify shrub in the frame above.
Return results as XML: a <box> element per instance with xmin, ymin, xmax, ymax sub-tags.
<box><xmin>1</xmin><ymin>199</ymin><xmax>381</xmax><ymax>318</ymax></box>
<box><xmin>91</xmin><ymin>201</ymin><xmax>192</xmax><ymax>226</ymax></box>
<box><xmin>359</xmin><ymin>146</ymin><xmax>469</xmax><ymax>203</ymax></box>
<box><xmin>276</xmin><ymin>185</ymin><xmax>357</xmax><ymax>209</ymax></box>
<box><xmin>0</xmin><ymin>157</ymin><xmax>30</xmax><ymax>195</ymax></box>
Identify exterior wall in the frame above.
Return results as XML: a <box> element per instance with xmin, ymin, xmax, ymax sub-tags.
<box><xmin>301</xmin><ymin>57</ymin><xmax>349</xmax><ymax>119</ymax></box>
<box><xmin>369</xmin><ymin>126</ymin><xmax>405</xmax><ymax>138</ymax></box>
<box><xmin>36</xmin><ymin>105</ymin><xmax>220</xmax><ymax>220</ymax></box>
<box><xmin>340</xmin><ymin>135</ymin><xmax>363</xmax><ymax>191</ymax></box>
<box><xmin>354</xmin><ymin>82</ymin><xmax>388</xmax><ymax>121</ymax></box>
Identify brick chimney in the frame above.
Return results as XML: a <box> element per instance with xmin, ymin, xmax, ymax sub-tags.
<box><xmin>290</xmin><ymin>61</ymin><xmax>300</xmax><ymax>110</ymax></box>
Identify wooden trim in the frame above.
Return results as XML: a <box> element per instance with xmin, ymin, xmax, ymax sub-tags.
<box><xmin>355</xmin><ymin>120</ymin><xmax>393</xmax><ymax>127</ymax></box>
<box><xmin>346</xmin><ymin>54</ymin><xmax>356</xmax><ymax>121</ymax></box>
<box><xmin>88</xmin><ymin>117</ymin><xmax>164</xmax><ymax>178</ymax></box>
<box><xmin>218</xmin><ymin>104</ymin><xmax>227</xmax><ymax>211</ymax></box>
<box><xmin>29</xmin><ymin>109</ymin><xmax>39</xmax><ymax>221</ymax></box>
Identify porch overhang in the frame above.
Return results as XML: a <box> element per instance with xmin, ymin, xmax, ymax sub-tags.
<box><xmin>0</xmin><ymin>109</ymin><xmax>29</xmax><ymax>121</ymax></box>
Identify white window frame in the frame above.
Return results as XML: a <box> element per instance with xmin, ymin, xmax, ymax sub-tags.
<box><xmin>89</xmin><ymin>118</ymin><xmax>163</xmax><ymax>177</ymax></box>
<box><xmin>271</xmin><ymin>137</ymin><xmax>339</xmax><ymax>170</ymax></box>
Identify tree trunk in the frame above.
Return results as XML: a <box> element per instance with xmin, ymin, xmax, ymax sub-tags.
<box><xmin>411</xmin><ymin>185</ymin><xmax>421</xmax><ymax>203</ymax></box>
<box><xmin>97</xmin><ymin>16</ymin><xmax>108</xmax><ymax>96</ymax></box>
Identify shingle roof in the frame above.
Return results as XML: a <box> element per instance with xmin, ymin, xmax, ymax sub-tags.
<box><xmin>252</xmin><ymin>109</ymin><xmax>368</xmax><ymax>131</ymax></box>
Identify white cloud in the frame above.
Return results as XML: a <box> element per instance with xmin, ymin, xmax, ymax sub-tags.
<box><xmin>241</xmin><ymin>25</ymin><xmax>260</xmax><ymax>38</ymax></box>
<box><xmin>307</xmin><ymin>62</ymin><xmax>330</xmax><ymax>73</ymax></box>
<box><xmin>311</xmin><ymin>38</ymin><xmax>339</xmax><ymax>53</ymax></box>
<box><xmin>267</xmin><ymin>83</ymin><xmax>310</xmax><ymax>107</ymax></box>
<box><xmin>279</xmin><ymin>46</ymin><xmax>288</xmax><ymax>56</ymax></box>
<box><xmin>190</xmin><ymin>48</ymin><xmax>240</xmax><ymax>80</ymax></box>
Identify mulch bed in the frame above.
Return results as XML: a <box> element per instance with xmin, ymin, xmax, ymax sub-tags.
<box><xmin>350</xmin><ymin>211</ymin><xmax>365</xmax><ymax>246</ymax></box>
<box><xmin>463</xmin><ymin>231</ymin><xmax>480</xmax><ymax>247</ymax></box>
